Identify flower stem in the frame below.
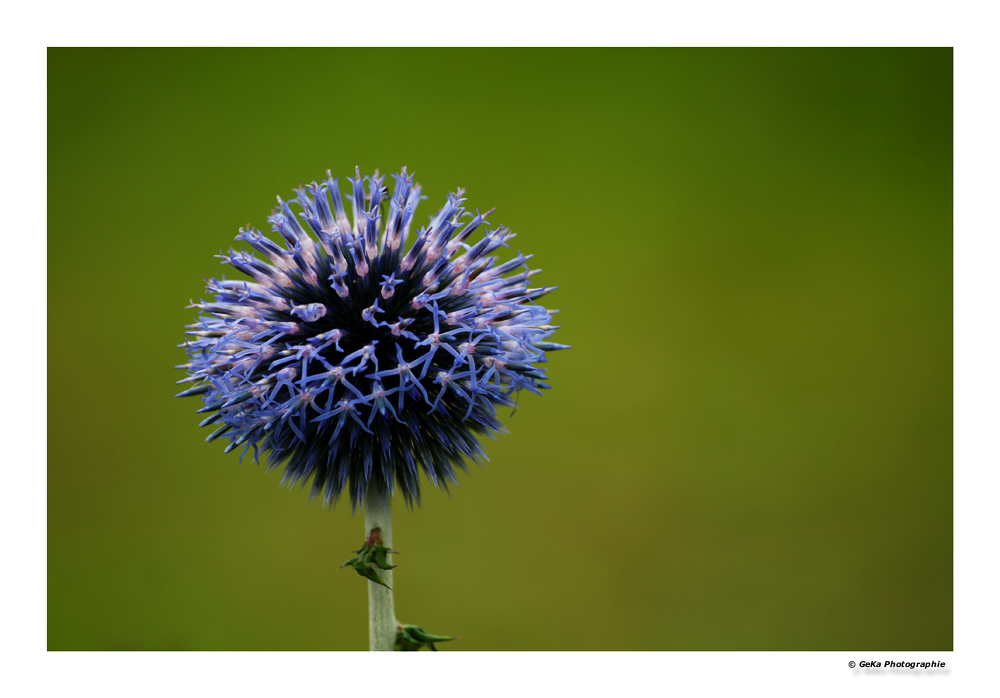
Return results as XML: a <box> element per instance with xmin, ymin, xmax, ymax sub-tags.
<box><xmin>364</xmin><ymin>489</ymin><xmax>395</xmax><ymax>651</ymax></box>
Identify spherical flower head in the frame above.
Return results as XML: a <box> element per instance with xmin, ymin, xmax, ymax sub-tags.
<box><xmin>177</xmin><ymin>167</ymin><xmax>568</xmax><ymax>510</ymax></box>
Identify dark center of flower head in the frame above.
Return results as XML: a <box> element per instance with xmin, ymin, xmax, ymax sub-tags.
<box><xmin>177</xmin><ymin>167</ymin><xmax>568</xmax><ymax>510</ymax></box>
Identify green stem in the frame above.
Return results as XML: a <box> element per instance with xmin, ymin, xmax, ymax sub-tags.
<box><xmin>364</xmin><ymin>490</ymin><xmax>395</xmax><ymax>651</ymax></box>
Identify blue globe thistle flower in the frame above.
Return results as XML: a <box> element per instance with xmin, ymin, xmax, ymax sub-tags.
<box><xmin>177</xmin><ymin>168</ymin><xmax>567</xmax><ymax>509</ymax></box>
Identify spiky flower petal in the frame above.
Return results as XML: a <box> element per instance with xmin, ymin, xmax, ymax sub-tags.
<box><xmin>177</xmin><ymin>168</ymin><xmax>566</xmax><ymax>509</ymax></box>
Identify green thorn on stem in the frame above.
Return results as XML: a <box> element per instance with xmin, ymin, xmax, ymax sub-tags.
<box><xmin>340</xmin><ymin>527</ymin><xmax>398</xmax><ymax>589</ymax></box>
<box><xmin>395</xmin><ymin>623</ymin><xmax>459</xmax><ymax>652</ymax></box>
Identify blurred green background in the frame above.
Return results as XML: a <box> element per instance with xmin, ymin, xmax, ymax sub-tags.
<box><xmin>48</xmin><ymin>48</ymin><xmax>952</xmax><ymax>650</ymax></box>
